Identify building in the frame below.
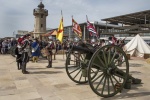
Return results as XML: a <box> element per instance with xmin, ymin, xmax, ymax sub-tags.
<box><xmin>101</xmin><ymin>10</ymin><xmax>150</xmax><ymax>43</ymax></box>
<box><xmin>16</xmin><ymin>30</ymin><xmax>29</xmax><ymax>38</ymax></box>
<box><xmin>33</xmin><ymin>2</ymin><xmax>48</xmax><ymax>39</ymax></box>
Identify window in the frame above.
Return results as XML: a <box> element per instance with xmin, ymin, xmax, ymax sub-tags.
<box><xmin>41</xmin><ymin>15</ymin><xmax>43</xmax><ymax>18</ymax></box>
<box><xmin>41</xmin><ymin>24</ymin><xmax>43</xmax><ymax>28</ymax></box>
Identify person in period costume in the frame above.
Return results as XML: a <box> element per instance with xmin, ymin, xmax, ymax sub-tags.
<box><xmin>31</xmin><ymin>39</ymin><xmax>40</xmax><ymax>62</ymax></box>
<box><xmin>21</xmin><ymin>34</ymin><xmax>31</xmax><ymax>74</ymax></box>
<box><xmin>15</xmin><ymin>44</ymin><xmax>22</xmax><ymax>70</ymax></box>
<box><xmin>45</xmin><ymin>40</ymin><xmax>55</xmax><ymax>68</ymax></box>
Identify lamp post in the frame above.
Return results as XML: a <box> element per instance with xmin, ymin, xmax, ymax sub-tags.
<box><xmin>13</xmin><ymin>31</ymin><xmax>15</xmax><ymax>38</ymax></box>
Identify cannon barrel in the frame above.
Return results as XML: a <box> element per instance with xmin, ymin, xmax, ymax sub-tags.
<box><xmin>70</xmin><ymin>45</ymin><xmax>95</xmax><ymax>54</ymax></box>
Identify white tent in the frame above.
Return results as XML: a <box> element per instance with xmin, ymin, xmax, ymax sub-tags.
<box><xmin>125</xmin><ymin>34</ymin><xmax>150</xmax><ymax>57</ymax></box>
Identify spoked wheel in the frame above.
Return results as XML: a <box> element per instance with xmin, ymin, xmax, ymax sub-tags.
<box><xmin>65</xmin><ymin>48</ymin><xmax>89</xmax><ymax>84</ymax></box>
<box><xmin>88</xmin><ymin>45</ymin><xmax>129</xmax><ymax>98</ymax></box>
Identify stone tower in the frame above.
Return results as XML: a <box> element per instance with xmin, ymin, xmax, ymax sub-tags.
<box><xmin>33</xmin><ymin>2</ymin><xmax>48</xmax><ymax>38</ymax></box>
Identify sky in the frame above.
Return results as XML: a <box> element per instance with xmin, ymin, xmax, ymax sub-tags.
<box><xmin>0</xmin><ymin>0</ymin><xmax>150</xmax><ymax>38</ymax></box>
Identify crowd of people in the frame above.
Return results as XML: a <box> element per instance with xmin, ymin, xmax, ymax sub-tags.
<box><xmin>0</xmin><ymin>34</ymin><xmax>71</xmax><ymax>74</ymax></box>
<box><xmin>13</xmin><ymin>34</ymin><xmax>66</xmax><ymax>74</ymax></box>
<box><xmin>0</xmin><ymin>34</ymin><xmax>126</xmax><ymax>74</ymax></box>
<box><xmin>0</xmin><ymin>38</ymin><xmax>17</xmax><ymax>54</ymax></box>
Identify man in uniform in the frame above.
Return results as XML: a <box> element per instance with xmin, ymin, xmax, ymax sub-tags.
<box><xmin>21</xmin><ymin>34</ymin><xmax>31</xmax><ymax>74</ymax></box>
<box><xmin>46</xmin><ymin>40</ymin><xmax>54</xmax><ymax>68</ymax></box>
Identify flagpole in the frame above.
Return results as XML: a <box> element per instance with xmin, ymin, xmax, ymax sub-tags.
<box><xmin>93</xmin><ymin>22</ymin><xmax>95</xmax><ymax>39</ymax></box>
<box><xmin>71</xmin><ymin>15</ymin><xmax>73</xmax><ymax>40</ymax></box>
<box><xmin>69</xmin><ymin>15</ymin><xmax>73</xmax><ymax>40</ymax></box>
<box><xmin>86</xmin><ymin>15</ymin><xmax>89</xmax><ymax>41</ymax></box>
<box><xmin>61</xmin><ymin>10</ymin><xmax>63</xmax><ymax>17</ymax></box>
<box><xmin>86</xmin><ymin>15</ymin><xmax>88</xmax><ymax>21</ymax></box>
<box><xmin>72</xmin><ymin>16</ymin><xmax>76</xmax><ymax>40</ymax></box>
<box><xmin>61</xmin><ymin>10</ymin><xmax>64</xmax><ymax>59</ymax></box>
<box><xmin>84</xmin><ymin>24</ymin><xmax>86</xmax><ymax>41</ymax></box>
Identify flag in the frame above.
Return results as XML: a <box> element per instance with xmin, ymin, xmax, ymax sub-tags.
<box><xmin>72</xmin><ymin>18</ymin><xmax>82</xmax><ymax>37</ymax></box>
<box><xmin>87</xmin><ymin>20</ymin><xmax>98</xmax><ymax>37</ymax></box>
<box><xmin>56</xmin><ymin>17</ymin><xmax>64</xmax><ymax>43</ymax></box>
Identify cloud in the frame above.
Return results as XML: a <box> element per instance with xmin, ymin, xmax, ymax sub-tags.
<box><xmin>0</xmin><ymin>0</ymin><xmax>150</xmax><ymax>38</ymax></box>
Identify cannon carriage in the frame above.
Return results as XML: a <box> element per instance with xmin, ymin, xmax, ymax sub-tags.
<box><xmin>65</xmin><ymin>42</ymin><xmax>141</xmax><ymax>98</ymax></box>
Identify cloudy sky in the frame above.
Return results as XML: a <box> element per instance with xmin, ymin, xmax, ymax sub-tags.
<box><xmin>0</xmin><ymin>0</ymin><xmax>149</xmax><ymax>38</ymax></box>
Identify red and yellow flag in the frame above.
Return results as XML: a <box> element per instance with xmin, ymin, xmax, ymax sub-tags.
<box><xmin>72</xmin><ymin>18</ymin><xmax>82</xmax><ymax>38</ymax></box>
<box><xmin>56</xmin><ymin>17</ymin><xmax>64</xmax><ymax>43</ymax></box>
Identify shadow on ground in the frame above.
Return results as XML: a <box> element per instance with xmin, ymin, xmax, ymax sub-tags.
<box><xmin>100</xmin><ymin>84</ymin><xmax>148</xmax><ymax>100</ymax></box>
<box><xmin>29</xmin><ymin>71</ymin><xmax>64</xmax><ymax>74</ymax></box>
<box><xmin>28</xmin><ymin>68</ymin><xmax>47</xmax><ymax>70</ymax></box>
<box><xmin>129</xmin><ymin>63</ymin><xmax>143</xmax><ymax>67</ymax></box>
<box><xmin>130</xmin><ymin>71</ymin><xmax>142</xmax><ymax>74</ymax></box>
<box><xmin>101</xmin><ymin>91</ymin><xmax>150</xmax><ymax>100</ymax></box>
<box><xmin>53</xmin><ymin>67</ymin><xmax>66</xmax><ymax>69</ymax></box>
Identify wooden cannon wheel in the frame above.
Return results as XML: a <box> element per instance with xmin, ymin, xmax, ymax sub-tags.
<box><xmin>65</xmin><ymin>48</ymin><xmax>89</xmax><ymax>84</ymax></box>
<box><xmin>65</xmin><ymin>45</ymin><xmax>101</xmax><ymax>84</ymax></box>
<box><xmin>88</xmin><ymin>45</ymin><xmax>129</xmax><ymax>97</ymax></box>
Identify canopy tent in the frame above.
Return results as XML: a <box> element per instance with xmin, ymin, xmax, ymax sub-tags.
<box><xmin>41</xmin><ymin>30</ymin><xmax>57</xmax><ymax>37</ymax></box>
<box><xmin>125</xmin><ymin>34</ymin><xmax>150</xmax><ymax>57</ymax></box>
<box><xmin>41</xmin><ymin>30</ymin><xmax>68</xmax><ymax>37</ymax></box>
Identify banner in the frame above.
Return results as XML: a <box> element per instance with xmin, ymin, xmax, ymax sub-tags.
<box><xmin>56</xmin><ymin>17</ymin><xmax>64</xmax><ymax>43</ymax></box>
<box><xmin>72</xmin><ymin>18</ymin><xmax>82</xmax><ymax>38</ymax></box>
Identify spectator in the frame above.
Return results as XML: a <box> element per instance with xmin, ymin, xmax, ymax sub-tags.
<box><xmin>1</xmin><ymin>40</ymin><xmax>7</xmax><ymax>54</ymax></box>
<box><xmin>0</xmin><ymin>40</ymin><xmax>2</xmax><ymax>54</ymax></box>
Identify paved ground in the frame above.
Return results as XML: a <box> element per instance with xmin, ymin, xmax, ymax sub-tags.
<box><xmin>0</xmin><ymin>54</ymin><xmax>150</xmax><ymax>100</ymax></box>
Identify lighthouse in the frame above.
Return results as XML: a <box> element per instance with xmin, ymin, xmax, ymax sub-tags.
<box><xmin>33</xmin><ymin>1</ymin><xmax>48</xmax><ymax>38</ymax></box>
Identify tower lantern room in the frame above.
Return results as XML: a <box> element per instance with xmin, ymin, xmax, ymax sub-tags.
<box><xmin>33</xmin><ymin>1</ymin><xmax>48</xmax><ymax>38</ymax></box>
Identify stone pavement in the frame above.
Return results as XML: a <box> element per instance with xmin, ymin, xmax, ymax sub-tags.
<box><xmin>0</xmin><ymin>54</ymin><xmax>150</xmax><ymax>100</ymax></box>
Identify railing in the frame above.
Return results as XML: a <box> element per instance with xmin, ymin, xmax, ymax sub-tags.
<box><xmin>101</xmin><ymin>24</ymin><xmax>150</xmax><ymax>34</ymax></box>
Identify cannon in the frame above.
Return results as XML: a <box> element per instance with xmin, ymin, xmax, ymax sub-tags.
<box><xmin>65</xmin><ymin>42</ymin><xmax>141</xmax><ymax>98</ymax></box>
